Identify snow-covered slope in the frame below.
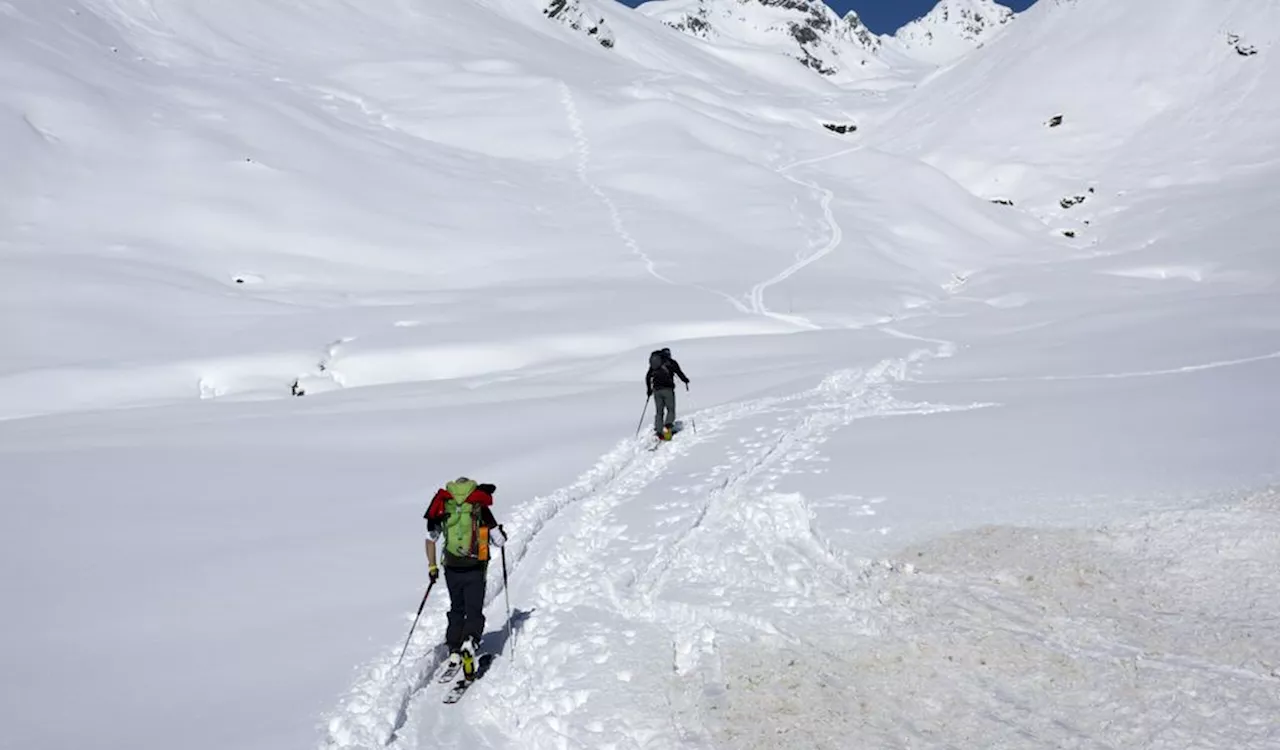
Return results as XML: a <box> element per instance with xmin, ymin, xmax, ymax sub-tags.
<box><xmin>874</xmin><ymin>0</ymin><xmax>1280</xmax><ymax>216</ymax></box>
<box><xmin>3</xmin><ymin>1</ymin><xmax>1280</xmax><ymax>749</ymax></box>
<box><xmin>638</xmin><ymin>0</ymin><xmax>906</xmax><ymax>83</ymax></box>
<box><xmin>891</xmin><ymin>0</ymin><xmax>1015</xmax><ymax>65</ymax></box>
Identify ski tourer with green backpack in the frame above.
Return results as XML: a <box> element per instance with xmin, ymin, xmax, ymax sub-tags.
<box><xmin>424</xmin><ymin>477</ymin><xmax>507</xmax><ymax>683</ymax></box>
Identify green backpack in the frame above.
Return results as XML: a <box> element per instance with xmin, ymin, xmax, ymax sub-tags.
<box><xmin>443</xmin><ymin>478</ymin><xmax>485</xmax><ymax>562</ymax></box>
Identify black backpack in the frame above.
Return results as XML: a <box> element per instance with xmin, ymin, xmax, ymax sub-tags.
<box><xmin>648</xmin><ymin>350</ymin><xmax>670</xmax><ymax>377</ymax></box>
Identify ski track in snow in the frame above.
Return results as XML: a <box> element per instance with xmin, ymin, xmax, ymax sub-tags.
<box><xmin>746</xmin><ymin>149</ymin><xmax>859</xmax><ymax>329</ymax></box>
<box><xmin>322</xmin><ymin>431</ymin><xmax>677</xmax><ymax>748</ymax></box>
<box><xmin>461</xmin><ymin>344</ymin><xmax>993</xmax><ymax>749</ymax></box>
<box><xmin>559</xmin><ymin>81</ymin><xmax>673</xmax><ymax>286</ymax></box>
<box><xmin>319</xmin><ymin>336</ymin><xmax>995</xmax><ymax>750</ymax></box>
<box><xmin>557</xmin><ymin>82</ymin><xmax>749</xmax><ymax>315</ymax></box>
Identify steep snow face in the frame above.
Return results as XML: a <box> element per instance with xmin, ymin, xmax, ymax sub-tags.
<box><xmin>892</xmin><ymin>0</ymin><xmax>1015</xmax><ymax>65</ymax></box>
<box><xmin>639</xmin><ymin>0</ymin><xmax>897</xmax><ymax>82</ymax></box>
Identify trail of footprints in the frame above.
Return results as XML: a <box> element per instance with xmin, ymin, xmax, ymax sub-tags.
<box><xmin>484</xmin><ymin>350</ymin><xmax>988</xmax><ymax>748</ymax></box>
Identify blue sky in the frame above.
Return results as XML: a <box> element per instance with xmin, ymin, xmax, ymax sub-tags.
<box><xmin>615</xmin><ymin>1</ymin><xmax>1038</xmax><ymax>35</ymax></box>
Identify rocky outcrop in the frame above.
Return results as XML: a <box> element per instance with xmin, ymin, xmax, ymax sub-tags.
<box><xmin>545</xmin><ymin>0</ymin><xmax>615</xmax><ymax>49</ymax></box>
<box><xmin>1227</xmin><ymin>33</ymin><xmax>1258</xmax><ymax>57</ymax></box>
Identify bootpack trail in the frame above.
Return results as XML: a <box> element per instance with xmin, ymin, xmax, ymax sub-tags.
<box><xmin>321</xmin><ymin>331</ymin><xmax>993</xmax><ymax>750</ymax></box>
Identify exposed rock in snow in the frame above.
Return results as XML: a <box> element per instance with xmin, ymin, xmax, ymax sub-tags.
<box><xmin>842</xmin><ymin>10</ymin><xmax>880</xmax><ymax>53</ymax></box>
<box><xmin>1227</xmin><ymin>33</ymin><xmax>1258</xmax><ymax>57</ymax></box>
<box><xmin>1059</xmin><ymin>187</ymin><xmax>1093</xmax><ymax>209</ymax></box>
<box><xmin>893</xmin><ymin>0</ymin><xmax>1015</xmax><ymax>65</ymax></box>
<box><xmin>545</xmin><ymin>0</ymin><xmax>616</xmax><ymax>48</ymax></box>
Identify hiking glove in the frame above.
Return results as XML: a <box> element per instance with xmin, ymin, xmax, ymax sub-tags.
<box><xmin>490</xmin><ymin>525</ymin><xmax>508</xmax><ymax>547</ymax></box>
<box><xmin>429</xmin><ymin>565</ymin><xmax>439</xmax><ymax>584</ymax></box>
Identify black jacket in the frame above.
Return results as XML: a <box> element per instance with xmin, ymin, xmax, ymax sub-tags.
<box><xmin>646</xmin><ymin>355</ymin><xmax>689</xmax><ymax>392</ymax></box>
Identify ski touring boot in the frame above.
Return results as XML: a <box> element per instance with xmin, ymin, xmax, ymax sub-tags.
<box><xmin>460</xmin><ymin>636</ymin><xmax>479</xmax><ymax>681</ymax></box>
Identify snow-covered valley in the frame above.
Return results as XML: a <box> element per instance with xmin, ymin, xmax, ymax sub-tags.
<box><xmin>2</xmin><ymin>1</ymin><xmax>1278</xmax><ymax>748</ymax></box>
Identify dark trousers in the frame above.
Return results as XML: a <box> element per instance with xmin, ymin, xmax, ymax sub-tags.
<box><xmin>444</xmin><ymin>566</ymin><xmax>486</xmax><ymax>651</ymax></box>
<box><xmin>653</xmin><ymin>388</ymin><xmax>676</xmax><ymax>433</ymax></box>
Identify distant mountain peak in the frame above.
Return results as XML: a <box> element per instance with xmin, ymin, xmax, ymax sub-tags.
<box><xmin>842</xmin><ymin>9</ymin><xmax>881</xmax><ymax>52</ymax></box>
<box><xmin>893</xmin><ymin>0</ymin><xmax>1015</xmax><ymax>65</ymax></box>
<box><xmin>643</xmin><ymin>0</ymin><xmax>887</xmax><ymax>79</ymax></box>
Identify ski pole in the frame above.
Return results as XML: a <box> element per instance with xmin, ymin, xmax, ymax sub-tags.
<box><xmin>635</xmin><ymin>394</ymin><xmax>651</xmax><ymax>436</ymax></box>
<box><xmin>499</xmin><ymin>531</ymin><xmax>514</xmax><ymax>655</ymax></box>
<box><xmin>395</xmin><ymin>579</ymin><xmax>435</xmax><ymax>666</ymax></box>
<box><xmin>686</xmin><ymin>383</ymin><xmax>697</xmax><ymax>433</ymax></box>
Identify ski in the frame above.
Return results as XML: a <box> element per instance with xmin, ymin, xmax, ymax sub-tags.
<box><xmin>442</xmin><ymin>678</ymin><xmax>473</xmax><ymax>704</ymax></box>
<box><xmin>437</xmin><ymin>660</ymin><xmax>462</xmax><ymax>684</ymax></box>
<box><xmin>441</xmin><ymin>653</ymin><xmax>494</xmax><ymax>704</ymax></box>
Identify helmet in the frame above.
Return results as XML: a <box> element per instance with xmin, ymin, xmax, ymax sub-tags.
<box><xmin>660</xmin><ymin>347</ymin><xmax>671</xmax><ymax>355</ymax></box>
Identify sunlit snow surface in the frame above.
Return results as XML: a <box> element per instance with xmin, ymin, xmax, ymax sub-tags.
<box><xmin>2</xmin><ymin>1</ymin><xmax>1278</xmax><ymax>749</ymax></box>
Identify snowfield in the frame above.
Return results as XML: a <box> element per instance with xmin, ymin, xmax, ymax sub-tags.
<box><xmin>2</xmin><ymin>0</ymin><xmax>1278</xmax><ymax>749</ymax></box>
